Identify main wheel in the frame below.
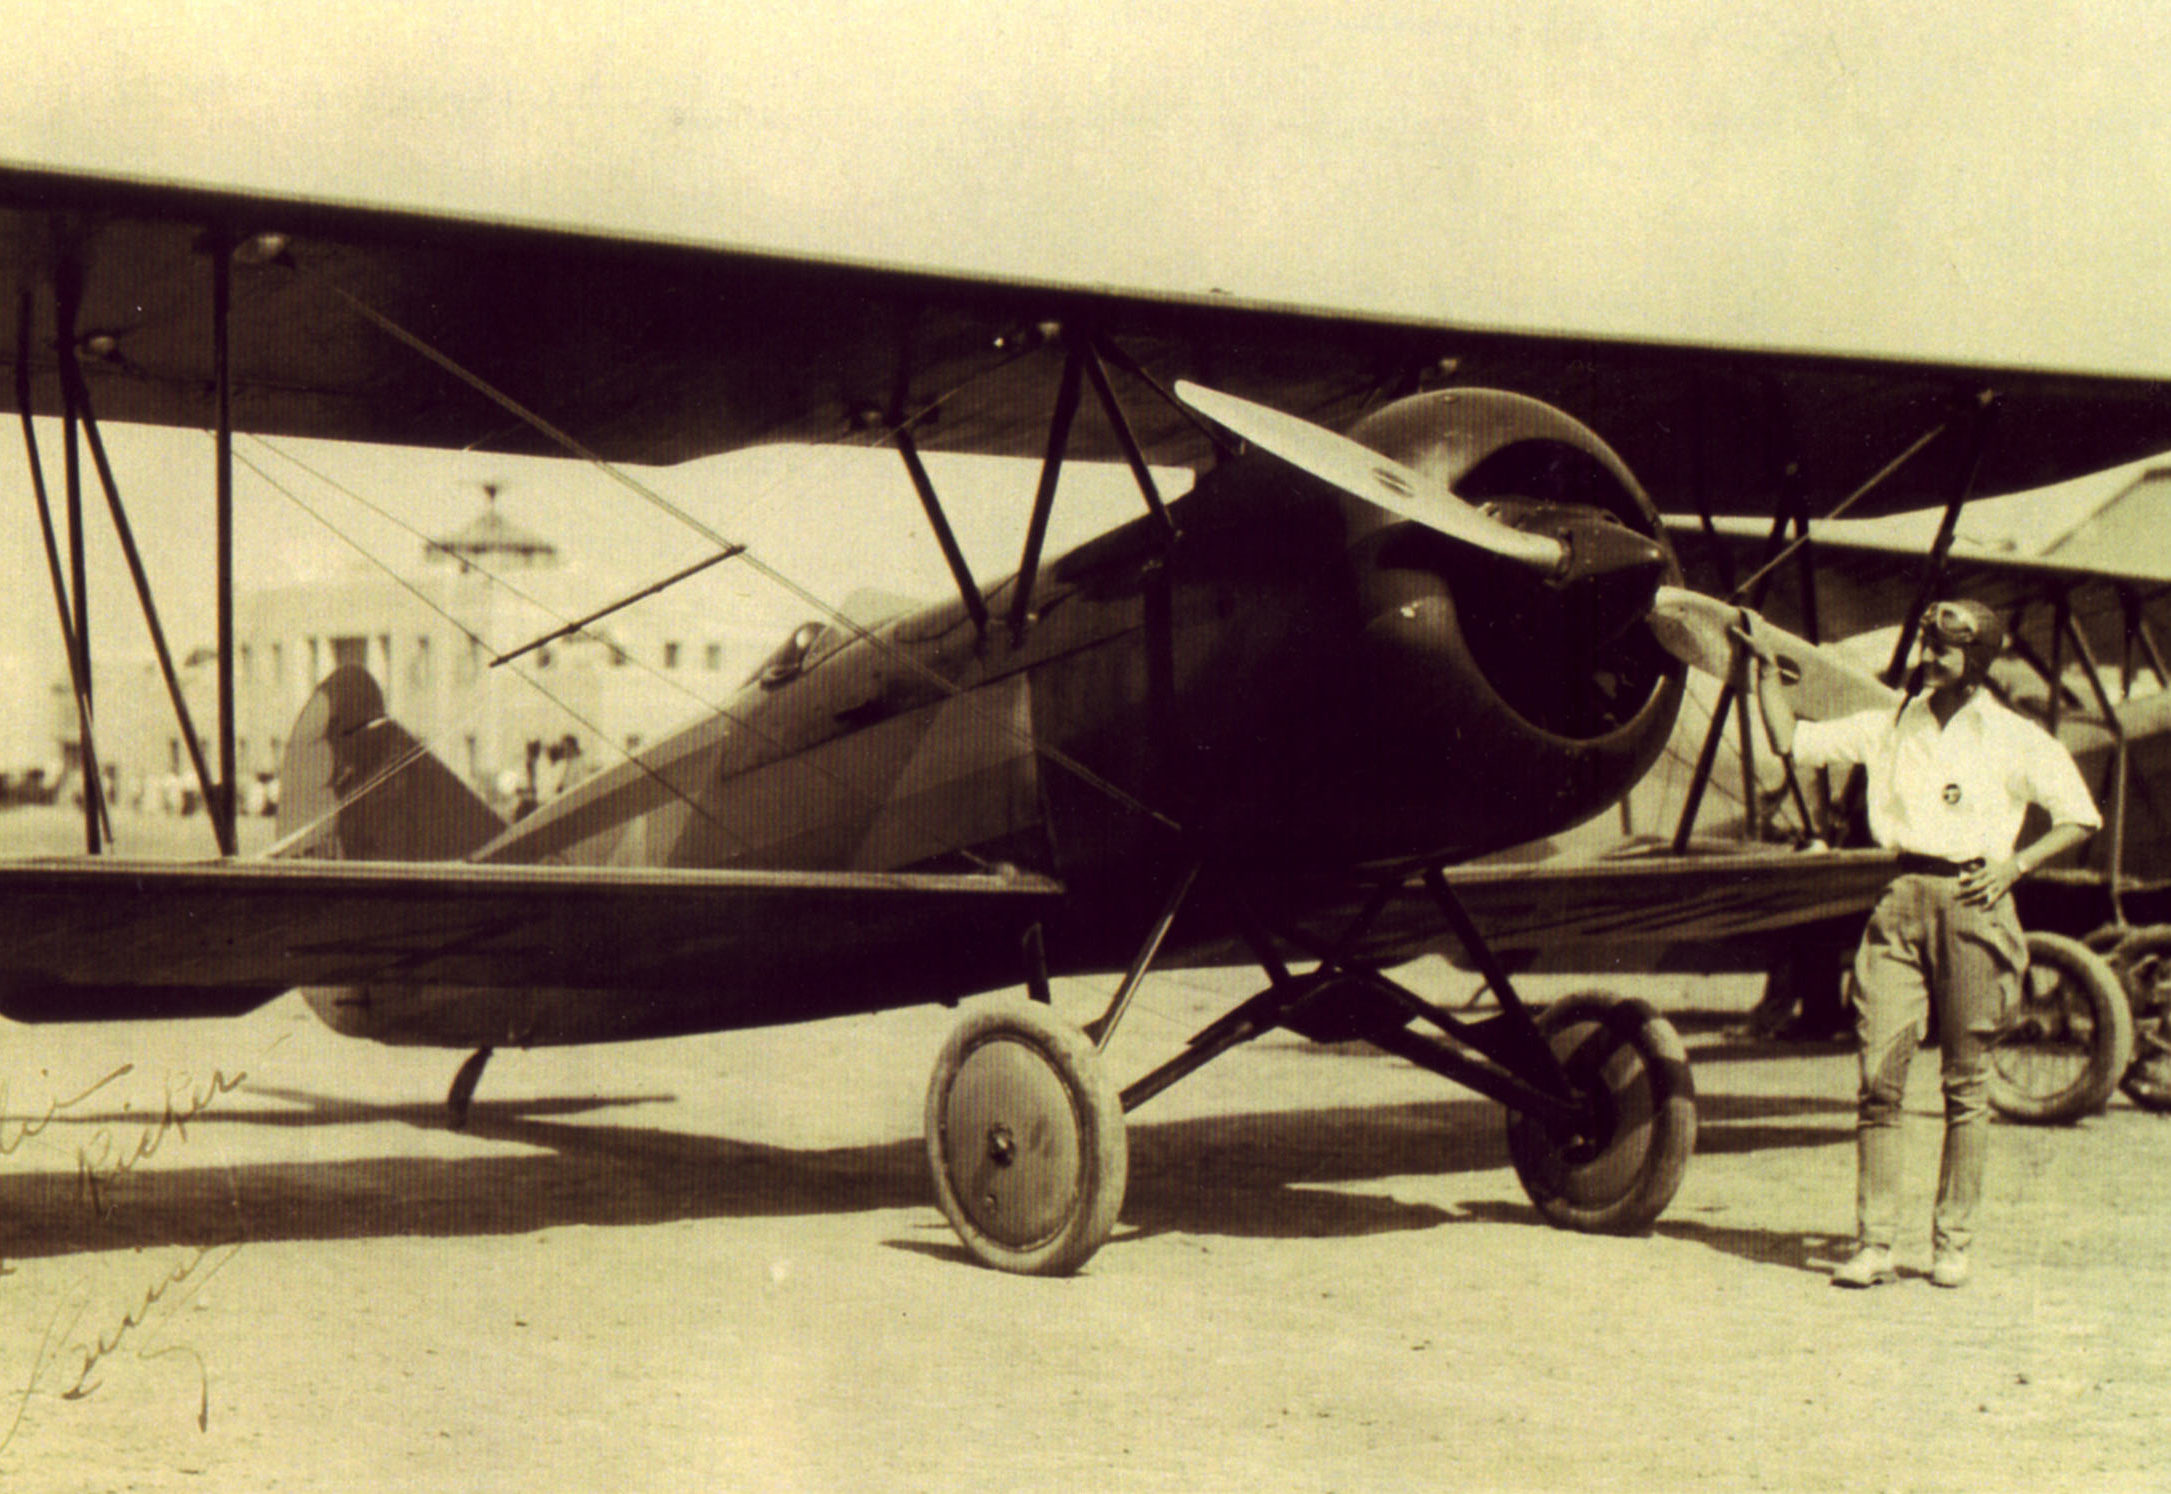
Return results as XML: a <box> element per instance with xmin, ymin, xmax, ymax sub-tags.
<box><xmin>1504</xmin><ymin>993</ymin><xmax>1696</xmax><ymax>1233</ymax></box>
<box><xmin>925</xmin><ymin>1003</ymin><xmax>1128</xmax><ymax>1275</ymax></box>
<box><xmin>1988</xmin><ymin>930</ymin><xmax>2134</xmax><ymax>1123</ymax></box>
<box><xmin>2107</xmin><ymin>925</ymin><xmax>2171</xmax><ymax>1113</ymax></box>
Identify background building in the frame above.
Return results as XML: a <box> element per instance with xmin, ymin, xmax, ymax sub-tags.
<box><xmin>79</xmin><ymin>491</ymin><xmax>780</xmax><ymax>817</ymax></box>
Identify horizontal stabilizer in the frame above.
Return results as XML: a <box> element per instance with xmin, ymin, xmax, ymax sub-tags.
<box><xmin>277</xmin><ymin>666</ymin><xmax>506</xmax><ymax>861</ymax></box>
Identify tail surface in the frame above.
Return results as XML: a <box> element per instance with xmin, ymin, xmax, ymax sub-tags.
<box><xmin>276</xmin><ymin>666</ymin><xmax>506</xmax><ymax>861</ymax></box>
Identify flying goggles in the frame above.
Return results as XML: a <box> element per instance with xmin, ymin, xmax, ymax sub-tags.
<box><xmin>1921</xmin><ymin>599</ymin><xmax>2004</xmax><ymax>653</ymax></box>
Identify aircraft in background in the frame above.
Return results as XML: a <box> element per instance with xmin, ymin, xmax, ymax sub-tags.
<box><xmin>3</xmin><ymin>163</ymin><xmax>2171</xmax><ymax>1272</ymax></box>
<box><xmin>1640</xmin><ymin>507</ymin><xmax>2171</xmax><ymax>1118</ymax></box>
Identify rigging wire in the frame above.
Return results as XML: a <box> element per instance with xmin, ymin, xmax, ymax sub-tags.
<box><xmin>227</xmin><ymin>442</ymin><xmax>764</xmax><ymax>856</ymax></box>
<box><xmin>326</xmin><ymin>282</ymin><xmax>1183</xmax><ymax>836</ymax></box>
<box><xmin>234</xmin><ymin>436</ymin><xmax>1004</xmax><ymax>874</ymax></box>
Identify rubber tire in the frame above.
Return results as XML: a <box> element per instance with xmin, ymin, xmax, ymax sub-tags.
<box><xmin>2108</xmin><ymin>926</ymin><xmax>2171</xmax><ymax>1113</ymax></box>
<box><xmin>1504</xmin><ymin>993</ymin><xmax>1697</xmax><ymax>1234</ymax></box>
<box><xmin>925</xmin><ymin>1003</ymin><xmax>1128</xmax><ymax>1276</ymax></box>
<box><xmin>1988</xmin><ymin>930</ymin><xmax>2134</xmax><ymax>1123</ymax></box>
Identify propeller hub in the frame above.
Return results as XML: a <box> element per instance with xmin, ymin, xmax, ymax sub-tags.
<box><xmin>1521</xmin><ymin>504</ymin><xmax>1672</xmax><ymax>641</ymax></box>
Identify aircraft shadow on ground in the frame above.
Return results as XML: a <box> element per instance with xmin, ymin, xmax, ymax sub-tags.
<box><xmin>1689</xmin><ymin>1091</ymin><xmax>1855</xmax><ymax>1155</ymax></box>
<box><xmin>1687</xmin><ymin>1035</ymin><xmax>1861</xmax><ymax>1067</ymax></box>
<box><xmin>1449</xmin><ymin>1198</ymin><xmax>1852</xmax><ymax>1278</ymax></box>
<box><xmin>0</xmin><ymin>1080</ymin><xmax>1851</xmax><ymax>1266</ymax></box>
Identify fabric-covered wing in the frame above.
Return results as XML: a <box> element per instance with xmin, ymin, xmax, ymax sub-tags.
<box><xmin>1438</xmin><ymin>847</ymin><xmax>1901</xmax><ymax>952</ymax></box>
<box><xmin>5</xmin><ymin>164</ymin><xmax>2171</xmax><ymax>519</ymax></box>
<box><xmin>1233</xmin><ymin>848</ymin><xmax>1906</xmax><ymax>971</ymax></box>
<box><xmin>0</xmin><ymin>858</ymin><xmax>1060</xmax><ymax>1022</ymax></box>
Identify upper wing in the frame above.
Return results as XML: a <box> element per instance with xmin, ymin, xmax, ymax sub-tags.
<box><xmin>0</xmin><ymin>857</ymin><xmax>1060</xmax><ymax>1022</ymax></box>
<box><xmin>6</xmin><ymin>163</ymin><xmax>2171</xmax><ymax>519</ymax></box>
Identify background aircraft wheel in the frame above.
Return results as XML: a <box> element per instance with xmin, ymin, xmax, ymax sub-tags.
<box><xmin>1504</xmin><ymin>993</ymin><xmax>1696</xmax><ymax>1234</ymax></box>
<box><xmin>2107</xmin><ymin>926</ymin><xmax>2171</xmax><ymax>1113</ymax></box>
<box><xmin>925</xmin><ymin>1003</ymin><xmax>1128</xmax><ymax>1276</ymax></box>
<box><xmin>1989</xmin><ymin>930</ymin><xmax>2133</xmax><ymax>1123</ymax></box>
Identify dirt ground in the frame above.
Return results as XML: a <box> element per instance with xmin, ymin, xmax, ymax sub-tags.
<box><xmin>1</xmin><ymin>809</ymin><xmax>2167</xmax><ymax>1491</ymax></box>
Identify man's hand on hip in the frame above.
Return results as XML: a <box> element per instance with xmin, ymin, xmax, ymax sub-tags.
<box><xmin>1959</xmin><ymin>857</ymin><xmax>2021</xmax><ymax>909</ymax></box>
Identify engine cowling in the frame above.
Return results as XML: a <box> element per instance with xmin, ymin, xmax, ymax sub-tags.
<box><xmin>1318</xmin><ymin>387</ymin><xmax>1685</xmax><ymax>864</ymax></box>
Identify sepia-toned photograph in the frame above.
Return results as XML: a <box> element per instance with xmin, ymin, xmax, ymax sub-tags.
<box><xmin>2</xmin><ymin>4</ymin><xmax>2169</xmax><ymax>1487</ymax></box>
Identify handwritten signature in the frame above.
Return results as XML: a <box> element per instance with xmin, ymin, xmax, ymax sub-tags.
<box><xmin>0</xmin><ymin>1060</ymin><xmax>256</xmax><ymax>1455</ymax></box>
<box><xmin>74</xmin><ymin>1068</ymin><xmax>249</xmax><ymax>1215</ymax></box>
<box><xmin>0</xmin><ymin>1064</ymin><xmax>136</xmax><ymax>1161</ymax></box>
<box><xmin>2</xmin><ymin>1242</ymin><xmax>242</xmax><ymax>1455</ymax></box>
<box><xmin>0</xmin><ymin>1064</ymin><xmax>137</xmax><ymax>1279</ymax></box>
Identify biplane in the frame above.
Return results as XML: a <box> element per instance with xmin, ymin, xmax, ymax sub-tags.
<box><xmin>4</xmin><ymin>163</ymin><xmax>2171</xmax><ymax>1274</ymax></box>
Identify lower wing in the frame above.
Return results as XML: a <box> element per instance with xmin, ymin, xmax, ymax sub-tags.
<box><xmin>0</xmin><ymin>859</ymin><xmax>1061</xmax><ymax>1023</ymax></box>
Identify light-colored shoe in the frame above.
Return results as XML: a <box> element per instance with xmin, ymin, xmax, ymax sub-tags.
<box><xmin>1831</xmin><ymin>1244</ymin><xmax>1894</xmax><ymax>1288</ymax></box>
<box><xmin>1930</xmin><ymin>1248</ymin><xmax>1971</xmax><ymax>1289</ymax></box>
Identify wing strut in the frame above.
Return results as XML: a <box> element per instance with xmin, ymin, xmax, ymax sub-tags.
<box><xmin>59</xmin><ymin>347</ymin><xmax>232</xmax><ymax>855</ymax></box>
<box><xmin>1881</xmin><ymin>392</ymin><xmax>2005</xmax><ymax>683</ymax></box>
<box><xmin>889</xmin><ymin>330</ymin><xmax>1176</xmax><ymax>641</ymax></box>
<box><xmin>1009</xmin><ymin>340</ymin><xmax>1086</xmax><ymax>642</ymax></box>
<box><xmin>212</xmin><ymin>230</ymin><xmax>240</xmax><ymax>858</ymax></box>
<box><xmin>891</xmin><ymin>422</ymin><xmax>989</xmax><ymax>635</ymax></box>
<box><xmin>1081</xmin><ymin>336</ymin><xmax>1178</xmax><ymax>544</ymax></box>
<box><xmin>13</xmin><ymin>291</ymin><xmax>110</xmax><ymax>848</ymax></box>
<box><xmin>1671</xmin><ymin>671</ymin><xmax>1742</xmax><ymax>853</ymax></box>
<box><xmin>326</xmin><ymin>282</ymin><xmax>1182</xmax><ymax>836</ymax></box>
<box><xmin>1001</xmin><ymin>331</ymin><xmax>1187</xmax><ymax>645</ymax></box>
<box><xmin>1673</xmin><ymin>394</ymin><xmax>2002</xmax><ymax>849</ymax></box>
<box><xmin>59</xmin><ymin>259</ymin><xmax>97</xmax><ymax>852</ymax></box>
<box><xmin>1727</xmin><ymin>412</ymin><xmax>1964</xmax><ymax>606</ymax></box>
<box><xmin>2059</xmin><ymin>608</ymin><xmax>2131</xmax><ymax>925</ymax></box>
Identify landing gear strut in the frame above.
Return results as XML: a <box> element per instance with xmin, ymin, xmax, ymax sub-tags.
<box><xmin>922</xmin><ymin>864</ymin><xmax>1698</xmax><ymax>1273</ymax></box>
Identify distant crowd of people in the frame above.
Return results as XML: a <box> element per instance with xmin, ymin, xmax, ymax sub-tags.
<box><xmin>500</xmin><ymin>733</ymin><xmax>589</xmax><ymax>820</ymax></box>
<box><xmin>33</xmin><ymin>729</ymin><xmax>595</xmax><ymax>825</ymax></box>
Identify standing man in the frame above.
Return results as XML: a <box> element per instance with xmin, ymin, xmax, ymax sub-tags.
<box><xmin>1752</xmin><ymin>599</ymin><xmax>2100</xmax><ymax>1289</ymax></box>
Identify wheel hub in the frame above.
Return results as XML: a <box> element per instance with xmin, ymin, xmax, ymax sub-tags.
<box><xmin>941</xmin><ymin>1036</ymin><xmax>1086</xmax><ymax>1249</ymax></box>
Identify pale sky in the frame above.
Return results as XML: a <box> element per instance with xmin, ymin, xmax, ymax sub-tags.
<box><xmin>3</xmin><ymin>0</ymin><xmax>2169</xmax><ymax>716</ymax></box>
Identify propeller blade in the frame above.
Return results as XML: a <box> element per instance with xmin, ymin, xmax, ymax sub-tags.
<box><xmin>1646</xmin><ymin>586</ymin><xmax>1742</xmax><ymax>679</ymax></box>
<box><xmin>1648</xmin><ymin>587</ymin><xmax>1901</xmax><ymax>718</ymax></box>
<box><xmin>1174</xmin><ymin>380</ymin><xmax>1566</xmax><ymax>573</ymax></box>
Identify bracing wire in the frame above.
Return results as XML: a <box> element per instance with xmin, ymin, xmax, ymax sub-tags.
<box><xmin>326</xmin><ymin>281</ymin><xmax>1183</xmax><ymax>836</ymax></box>
<box><xmin>227</xmin><ymin>442</ymin><xmax>770</xmax><ymax>860</ymax></box>
<box><xmin>233</xmin><ymin>437</ymin><xmax>1007</xmax><ymax>873</ymax></box>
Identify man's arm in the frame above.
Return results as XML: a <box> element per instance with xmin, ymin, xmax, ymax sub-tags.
<box><xmin>1960</xmin><ymin>719</ymin><xmax>2107</xmax><ymax>909</ymax></box>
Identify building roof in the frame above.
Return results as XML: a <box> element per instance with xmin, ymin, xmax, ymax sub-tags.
<box><xmin>425</xmin><ymin>494</ymin><xmax>559</xmax><ymax>567</ymax></box>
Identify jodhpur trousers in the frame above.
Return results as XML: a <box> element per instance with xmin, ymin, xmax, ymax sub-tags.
<box><xmin>1852</xmin><ymin>871</ymin><xmax>2025</xmax><ymax>1252</ymax></box>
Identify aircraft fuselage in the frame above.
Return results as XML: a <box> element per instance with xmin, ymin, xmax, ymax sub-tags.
<box><xmin>312</xmin><ymin>399</ymin><xmax>1683</xmax><ymax>1047</ymax></box>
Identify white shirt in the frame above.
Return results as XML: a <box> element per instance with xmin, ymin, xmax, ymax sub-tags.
<box><xmin>1792</xmin><ymin>689</ymin><xmax>2101</xmax><ymax>862</ymax></box>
